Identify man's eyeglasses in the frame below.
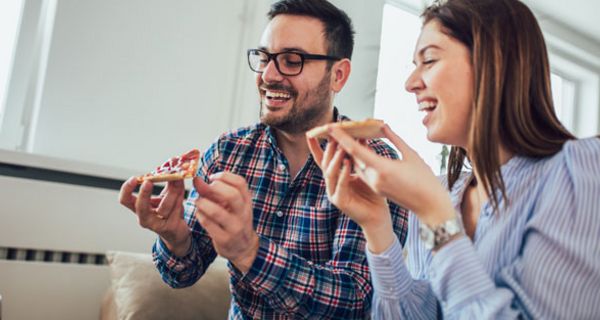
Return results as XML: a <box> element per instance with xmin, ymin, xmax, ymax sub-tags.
<box><xmin>247</xmin><ymin>49</ymin><xmax>341</xmax><ymax>76</ymax></box>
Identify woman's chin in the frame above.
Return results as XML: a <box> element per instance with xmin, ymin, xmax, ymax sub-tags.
<box><xmin>425</xmin><ymin>128</ymin><xmax>440</xmax><ymax>143</ymax></box>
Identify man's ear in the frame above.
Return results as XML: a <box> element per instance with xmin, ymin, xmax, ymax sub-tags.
<box><xmin>330</xmin><ymin>58</ymin><xmax>351</xmax><ymax>93</ymax></box>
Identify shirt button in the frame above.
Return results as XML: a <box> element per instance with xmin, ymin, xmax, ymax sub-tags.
<box><xmin>278</xmin><ymin>164</ymin><xmax>286</xmax><ymax>171</ymax></box>
<box><xmin>276</xmin><ymin>211</ymin><xmax>284</xmax><ymax>217</ymax></box>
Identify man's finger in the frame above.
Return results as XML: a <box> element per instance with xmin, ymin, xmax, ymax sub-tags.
<box><xmin>195</xmin><ymin>210</ymin><xmax>226</xmax><ymax>241</ymax></box>
<box><xmin>119</xmin><ymin>177</ymin><xmax>140</xmax><ymax>212</ymax></box>
<box><xmin>204</xmin><ymin>180</ymin><xmax>246</xmax><ymax>214</ymax></box>
<box><xmin>136</xmin><ymin>181</ymin><xmax>164</xmax><ymax>227</ymax></box>
<box><xmin>208</xmin><ymin>172</ymin><xmax>251</xmax><ymax>204</ymax></box>
<box><xmin>195</xmin><ymin>197</ymin><xmax>230</xmax><ymax>230</ymax></box>
<box><xmin>192</xmin><ymin>176</ymin><xmax>211</xmax><ymax>196</ymax></box>
<box><xmin>135</xmin><ymin>181</ymin><xmax>154</xmax><ymax>213</ymax></box>
<box><xmin>155</xmin><ymin>180</ymin><xmax>185</xmax><ymax>218</ymax></box>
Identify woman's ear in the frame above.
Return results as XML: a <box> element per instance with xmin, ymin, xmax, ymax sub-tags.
<box><xmin>330</xmin><ymin>58</ymin><xmax>351</xmax><ymax>93</ymax></box>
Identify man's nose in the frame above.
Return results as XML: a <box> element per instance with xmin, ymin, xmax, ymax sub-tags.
<box><xmin>261</xmin><ymin>59</ymin><xmax>284</xmax><ymax>83</ymax></box>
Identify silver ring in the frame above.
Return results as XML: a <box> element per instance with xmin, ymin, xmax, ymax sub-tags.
<box><xmin>356</xmin><ymin>160</ymin><xmax>367</xmax><ymax>172</ymax></box>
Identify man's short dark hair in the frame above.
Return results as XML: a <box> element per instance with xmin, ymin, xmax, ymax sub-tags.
<box><xmin>268</xmin><ymin>0</ymin><xmax>355</xmax><ymax>60</ymax></box>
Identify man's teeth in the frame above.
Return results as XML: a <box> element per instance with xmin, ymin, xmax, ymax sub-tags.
<box><xmin>266</xmin><ymin>91</ymin><xmax>291</xmax><ymax>99</ymax></box>
<box><xmin>418</xmin><ymin>101</ymin><xmax>437</xmax><ymax>111</ymax></box>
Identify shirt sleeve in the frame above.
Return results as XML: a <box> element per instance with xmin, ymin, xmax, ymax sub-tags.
<box><xmin>368</xmin><ymin>138</ymin><xmax>600</xmax><ymax>319</ymax></box>
<box><xmin>152</xmin><ymin>140</ymin><xmax>221</xmax><ymax>288</ymax></box>
<box><xmin>367</xmin><ymin>213</ymin><xmax>441</xmax><ymax>320</ymax></box>
<box><xmin>431</xmin><ymin>138</ymin><xmax>600</xmax><ymax>319</ymax></box>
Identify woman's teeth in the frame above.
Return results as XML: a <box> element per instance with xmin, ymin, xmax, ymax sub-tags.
<box><xmin>418</xmin><ymin>101</ymin><xmax>437</xmax><ymax>111</ymax></box>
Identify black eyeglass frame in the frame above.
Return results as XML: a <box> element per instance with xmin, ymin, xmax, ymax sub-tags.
<box><xmin>247</xmin><ymin>49</ymin><xmax>342</xmax><ymax>76</ymax></box>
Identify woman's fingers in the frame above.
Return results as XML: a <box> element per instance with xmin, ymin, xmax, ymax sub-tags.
<box><xmin>324</xmin><ymin>148</ymin><xmax>346</xmax><ymax>196</ymax></box>
<box><xmin>335</xmin><ymin>159</ymin><xmax>352</xmax><ymax>199</ymax></box>
<box><xmin>382</xmin><ymin>124</ymin><xmax>417</xmax><ymax>160</ymax></box>
<box><xmin>307</xmin><ymin>136</ymin><xmax>324</xmax><ymax>170</ymax></box>
<box><xmin>328</xmin><ymin>126</ymin><xmax>380</xmax><ymax>170</ymax></box>
<box><xmin>322</xmin><ymin>139</ymin><xmax>338</xmax><ymax>169</ymax></box>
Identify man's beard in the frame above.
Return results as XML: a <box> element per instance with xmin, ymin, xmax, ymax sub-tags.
<box><xmin>259</xmin><ymin>72</ymin><xmax>332</xmax><ymax>134</ymax></box>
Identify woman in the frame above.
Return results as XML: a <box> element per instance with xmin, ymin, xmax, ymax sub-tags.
<box><xmin>307</xmin><ymin>0</ymin><xmax>600</xmax><ymax>318</ymax></box>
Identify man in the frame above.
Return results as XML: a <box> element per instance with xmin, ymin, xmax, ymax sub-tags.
<box><xmin>119</xmin><ymin>0</ymin><xmax>408</xmax><ymax>318</ymax></box>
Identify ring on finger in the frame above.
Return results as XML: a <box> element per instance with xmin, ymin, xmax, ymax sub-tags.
<box><xmin>356</xmin><ymin>160</ymin><xmax>367</xmax><ymax>172</ymax></box>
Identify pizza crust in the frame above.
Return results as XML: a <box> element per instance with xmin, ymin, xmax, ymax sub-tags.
<box><xmin>306</xmin><ymin>119</ymin><xmax>385</xmax><ymax>140</ymax></box>
<box><xmin>137</xmin><ymin>171</ymin><xmax>195</xmax><ymax>183</ymax></box>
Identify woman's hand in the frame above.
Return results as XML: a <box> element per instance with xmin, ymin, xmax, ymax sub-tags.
<box><xmin>327</xmin><ymin>124</ymin><xmax>455</xmax><ymax>227</ymax></box>
<box><xmin>307</xmin><ymin>136</ymin><xmax>396</xmax><ymax>253</ymax></box>
<box><xmin>308</xmin><ymin>137</ymin><xmax>390</xmax><ymax>227</ymax></box>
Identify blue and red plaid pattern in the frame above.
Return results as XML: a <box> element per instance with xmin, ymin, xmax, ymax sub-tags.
<box><xmin>153</xmin><ymin>111</ymin><xmax>409</xmax><ymax>319</ymax></box>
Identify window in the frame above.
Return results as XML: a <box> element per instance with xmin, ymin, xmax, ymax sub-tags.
<box><xmin>374</xmin><ymin>4</ymin><xmax>445</xmax><ymax>173</ymax></box>
<box><xmin>0</xmin><ymin>0</ymin><xmax>24</xmax><ymax>125</ymax></box>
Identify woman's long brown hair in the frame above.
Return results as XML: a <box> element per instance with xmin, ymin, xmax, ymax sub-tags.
<box><xmin>422</xmin><ymin>0</ymin><xmax>575</xmax><ymax>212</ymax></box>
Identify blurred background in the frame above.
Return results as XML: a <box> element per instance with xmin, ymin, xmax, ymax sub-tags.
<box><xmin>1</xmin><ymin>0</ymin><xmax>597</xmax><ymax>173</ymax></box>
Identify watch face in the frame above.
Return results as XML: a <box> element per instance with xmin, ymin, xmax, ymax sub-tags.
<box><xmin>445</xmin><ymin>219</ymin><xmax>462</xmax><ymax>234</ymax></box>
<box><xmin>419</xmin><ymin>224</ymin><xmax>434</xmax><ymax>249</ymax></box>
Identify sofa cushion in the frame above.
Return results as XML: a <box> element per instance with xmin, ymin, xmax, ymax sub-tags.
<box><xmin>106</xmin><ymin>251</ymin><xmax>230</xmax><ymax>320</ymax></box>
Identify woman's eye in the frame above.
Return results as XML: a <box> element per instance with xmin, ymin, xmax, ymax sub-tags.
<box><xmin>422</xmin><ymin>59</ymin><xmax>436</xmax><ymax>65</ymax></box>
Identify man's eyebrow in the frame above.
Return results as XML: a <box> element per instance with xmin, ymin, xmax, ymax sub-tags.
<box><xmin>255</xmin><ymin>46</ymin><xmax>308</xmax><ymax>53</ymax></box>
<box><xmin>280</xmin><ymin>47</ymin><xmax>307</xmax><ymax>53</ymax></box>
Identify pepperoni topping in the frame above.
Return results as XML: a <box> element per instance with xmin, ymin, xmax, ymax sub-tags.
<box><xmin>149</xmin><ymin>149</ymin><xmax>200</xmax><ymax>176</ymax></box>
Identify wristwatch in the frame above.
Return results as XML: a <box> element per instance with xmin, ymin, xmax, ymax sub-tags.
<box><xmin>419</xmin><ymin>216</ymin><xmax>463</xmax><ymax>250</ymax></box>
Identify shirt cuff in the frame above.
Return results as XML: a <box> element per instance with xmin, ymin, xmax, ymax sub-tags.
<box><xmin>239</xmin><ymin>236</ymin><xmax>291</xmax><ymax>297</ymax></box>
<box><xmin>429</xmin><ymin>236</ymin><xmax>496</xmax><ymax>312</ymax></box>
<box><xmin>153</xmin><ymin>237</ymin><xmax>198</xmax><ymax>273</ymax></box>
<box><xmin>366</xmin><ymin>236</ymin><xmax>414</xmax><ymax>299</ymax></box>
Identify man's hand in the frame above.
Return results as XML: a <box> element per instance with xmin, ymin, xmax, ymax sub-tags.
<box><xmin>119</xmin><ymin>177</ymin><xmax>191</xmax><ymax>256</ymax></box>
<box><xmin>192</xmin><ymin>173</ymin><xmax>259</xmax><ymax>273</ymax></box>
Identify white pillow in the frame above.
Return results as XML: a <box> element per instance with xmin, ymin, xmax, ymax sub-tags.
<box><xmin>106</xmin><ymin>251</ymin><xmax>230</xmax><ymax>320</ymax></box>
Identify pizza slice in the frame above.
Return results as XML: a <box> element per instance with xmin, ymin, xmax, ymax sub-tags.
<box><xmin>137</xmin><ymin>149</ymin><xmax>200</xmax><ymax>183</ymax></box>
<box><xmin>306</xmin><ymin>118</ymin><xmax>385</xmax><ymax>140</ymax></box>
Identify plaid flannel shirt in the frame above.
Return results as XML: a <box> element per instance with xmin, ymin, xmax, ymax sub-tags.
<box><xmin>153</xmin><ymin>111</ymin><xmax>409</xmax><ymax>319</ymax></box>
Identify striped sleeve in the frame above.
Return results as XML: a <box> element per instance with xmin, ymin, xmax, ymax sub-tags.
<box><xmin>368</xmin><ymin>137</ymin><xmax>600</xmax><ymax>319</ymax></box>
<box><xmin>430</xmin><ymin>138</ymin><xmax>600</xmax><ymax>319</ymax></box>
<box><xmin>367</xmin><ymin>235</ymin><xmax>440</xmax><ymax>320</ymax></box>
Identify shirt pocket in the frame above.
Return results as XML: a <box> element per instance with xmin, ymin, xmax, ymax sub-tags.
<box><xmin>288</xmin><ymin>205</ymin><xmax>340</xmax><ymax>263</ymax></box>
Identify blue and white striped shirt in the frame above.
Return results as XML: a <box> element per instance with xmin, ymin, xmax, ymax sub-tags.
<box><xmin>367</xmin><ymin>137</ymin><xmax>600</xmax><ymax>319</ymax></box>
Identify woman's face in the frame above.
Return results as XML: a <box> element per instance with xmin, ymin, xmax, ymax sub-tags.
<box><xmin>405</xmin><ymin>20</ymin><xmax>474</xmax><ymax>148</ymax></box>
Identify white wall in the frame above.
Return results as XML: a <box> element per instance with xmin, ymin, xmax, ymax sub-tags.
<box><xmin>29</xmin><ymin>0</ymin><xmax>252</xmax><ymax>172</ymax></box>
<box><xmin>8</xmin><ymin>0</ymin><xmax>595</xmax><ymax>176</ymax></box>
<box><xmin>1</xmin><ymin>0</ymin><xmax>385</xmax><ymax>174</ymax></box>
